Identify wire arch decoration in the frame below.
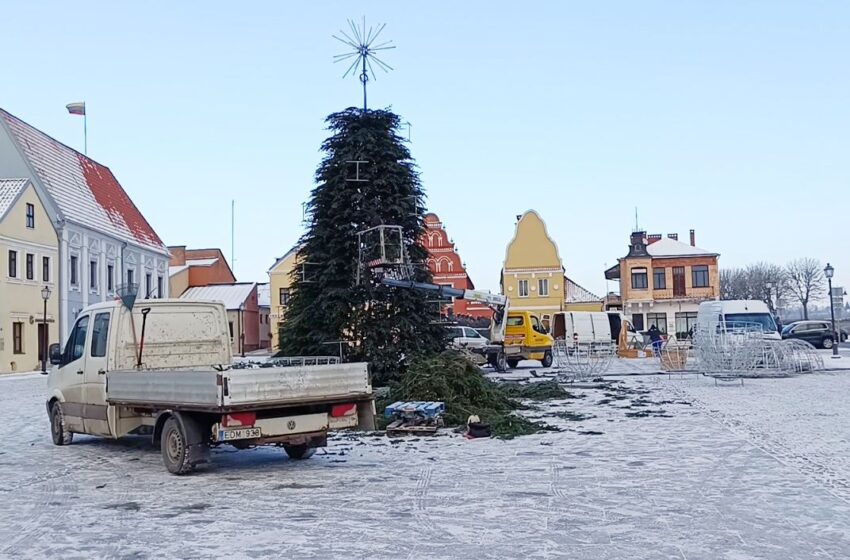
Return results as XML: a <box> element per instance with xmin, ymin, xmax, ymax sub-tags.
<box><xmin>333</xmin><ymin>17</ymin><xmax>396</xmax><ymax>111</ymax></box>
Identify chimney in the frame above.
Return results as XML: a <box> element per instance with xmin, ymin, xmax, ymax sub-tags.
<box><xmin>647</xmin><ymin>233</ymin><xmax>662</xmax><ymax>245</ymax></box>
<box><xmin>689</xmin><ymin>229</ymin><xmax>695</xmax><ymax>247</ymax></box>
<box><xmin>667</xmin><ymin>233</ymin><xmax>678</xmax><ymax>241</ymax></box>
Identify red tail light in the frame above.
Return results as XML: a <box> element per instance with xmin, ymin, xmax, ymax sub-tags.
<box><xmin>222</xmin><ymin>412</ymin><xmax>256</xmax><ymax>427</ymax></box>
<box><xmin>331</xmin><ymin>403</ymin><xmax>357</xmax><ymax>418</ymax></box>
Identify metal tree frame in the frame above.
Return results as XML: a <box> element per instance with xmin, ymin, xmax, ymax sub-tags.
<box><xmin>553</xmin><ymin>339</ymin><xmax>616</xmax><ymax>381</ymax></box>
<box><xmin>692</xmin><ymin>321</ymin><xmax>824</xmax><ymax>379</ymax></box>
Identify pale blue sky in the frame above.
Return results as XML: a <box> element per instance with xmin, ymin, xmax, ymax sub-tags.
<box><xmin>2</xmin><ymin>1</ymin><xmax>848</xmax><ymax>298</ymax></box>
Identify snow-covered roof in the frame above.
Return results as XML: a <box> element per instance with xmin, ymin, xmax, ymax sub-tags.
<box><xmin>565</xmin><ymin>276</ymin><xmax>601</xmax><ymax>303</ymax></box>
<box><xmin>168</xmin><ymin>265</ymin><xmax>189</xmax><ymax>277</ymax></box>
<box><xmin>180</xmin><ymin>283</ymin><xmax>256</xmax><ymax>310</ymax></box>
<box><xmin>647</xmin><ymin>237</ymin><xmax>716</xmax><ymax>258</ymax></box>
<box><xmin>0</xmin><ymin>109</ymin><xmax>167</xmax><ymax>254</ymax></box>
<box><xmin>0</xmin><ymin>178</ymin><xmax>28</xmax><ymax>220</ymax></box>
<box><xmin>185</xmin><ymin>258</ymin><xmax>218</xmax><ymax>266</ymax></box>
<box><xmin>256</xmin><ymin>283</ymin><xmax>270</xmax><ymax>308</ymax></box>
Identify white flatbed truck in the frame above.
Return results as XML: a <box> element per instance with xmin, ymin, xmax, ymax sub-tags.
<box><xmin>45</xmin><ymin>299</ymin><xmax>375</xmax><ymax>474</ymax></box>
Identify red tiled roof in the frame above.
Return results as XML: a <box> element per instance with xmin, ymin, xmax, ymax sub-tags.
<box><xmin>0</xmin><ymin>109</ymin><xmax>166</xmax><ymax>252</ymax></box>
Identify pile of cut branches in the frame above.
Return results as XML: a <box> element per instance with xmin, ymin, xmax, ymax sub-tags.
<box><xmin>385</xmin><ymin>351</ymin><xmax>561</xmax><ymax>438</ymax></box>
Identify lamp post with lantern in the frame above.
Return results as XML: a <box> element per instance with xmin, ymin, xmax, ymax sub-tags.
<box><xmin>825</xmin><ymin>263</ymin><xmax>839</xmax><ymax>358</ymax></box>
<box><xmin>41</xmin><ymin>285</ymin><xmax>51</xmax><ymax>373</ymax></box>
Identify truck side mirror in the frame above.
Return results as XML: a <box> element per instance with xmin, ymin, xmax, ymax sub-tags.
<box><xmin>49</xmin><ymin>343</ymin><xmax>62</xmax><ymax>365</ymax></box>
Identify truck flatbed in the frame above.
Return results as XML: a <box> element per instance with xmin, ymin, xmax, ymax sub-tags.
<box><xmin>106</xmin><ymin>362</ymin><xmax>372</xmax><ymax>413</ymax></box>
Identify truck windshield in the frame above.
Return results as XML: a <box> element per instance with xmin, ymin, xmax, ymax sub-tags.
<box><xmin>724</xmin><ymin>313</ymin><xmax>777</xmax><ymax>333</ymax></box>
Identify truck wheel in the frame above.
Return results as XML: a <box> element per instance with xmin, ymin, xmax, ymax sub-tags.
<box><xmin>50</xmin><ymin>402</ymin><xmax>73</xmax><ymax>446</ymax></box>
<box><xmin>161</xmin><ymin>417</ymin><xmax>196</xmax><ymax>475</ymax></box>
<box><xmin>541</xmin><ymin>351</ymin><xmax>553</xmax><ymax>368</ymax></box>
<box><xmin>283</xmin><ymin>444</ymin><xmax>315</xmax><ymax>460</ymax></box>
<box><xmin>506</xmin><ymin>359</ymin><xmax>520</xmax><ymax>369</ymax></box>
<box><xmin>494</xmin><ymin>352</ymin><xmax>508</xmax><ymax>372</ymax></box>
<box><xmin>823</xmin><ymin>337</ymin><xmax>834</xmax><ymax>349</ymax></box>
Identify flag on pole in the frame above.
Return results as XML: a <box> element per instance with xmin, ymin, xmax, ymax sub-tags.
<box><xmin>66</xmin><ymin>102</ymin><xmax>86</xmax><ymax>116</ymax></box>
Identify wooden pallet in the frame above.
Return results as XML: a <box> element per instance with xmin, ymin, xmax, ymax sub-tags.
<box><xmin>385</xmin><ymin>419</ymin><xmax>441</xmax><ymax>437</ymax></box>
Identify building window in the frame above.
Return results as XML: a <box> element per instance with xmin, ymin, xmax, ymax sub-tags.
<box><xmin>631</xmin><ymin>267</ymin><xmax>648</xmax><ymax>290</ymax></box>
<box><xmin>229</xmin><ymin>321</ymin><xmax>234</xmax><ymax>339</ymax></box>
<box><xmin>653</xmin><ymin>268</ymin><xmax>666</xmax><ymax>290</ymax></box>
<box><xmin>12</xmin><ymin>322</ymin><xmax>24</xmax><ymax>354</ymax></box>
<box><xmin>145</xmin><ymin>273</ymin><xmax>152</xmax><ymax>297</ymax></box>
<box><xmin>538</xmin><ymin>278</ymin><xmax>549</xmax><ymax>297</ymax></box>
<box><xmin>127</xmin><ymin>268</ymin><xmax>135</xmax><ymax>287</ymax></box>
<box><xmin>107</xmin><ymin>264</ymin><xmax>114</xmax><ymax>292</ymax></box>
<box><xmin>518</xmin><ymin>279</ymin><xmax>529</xmax><ymax>297</ymax></box>
<box><xmin>42</xmin><ymin>256</ymin><xmax>50</xmax><ymax>282</ymax></box>
<box><xmin>90</xmin><ymin>260</ymin><xmax>98</xmax><ymax>290</ymax></box>
<box><xmin>25</xmin><ymin>203</ymin><xmax>35</xmax><ymax>229</ymax></box>
<box><xmin>70</xmin><ymin>255</ymin><xmax>78</xmax><ymax>286</ymax></box>
<box><xmin>26</xmin><ymin>253</ymin><xmax>34</xmax><ymax>280</ymax></box>
<box><xmin>647</xmin><ymin>312</ymin><xmax>667</xmax><ymax>333</ymax></box>
<box><xmin>675</xmin><ymin>312</ymin><xmax>699</xmax><ymax>339</ymax></box>
<box><xmin>692</xmin><ymin>265</ymin><xmax>710</xmax><ymax>288</ymax></box>
<box><xmin>157</xmin><ymin>275</ymin><xmax>164</xmax><ymax>298</ymax></box>
<box><xmin>8</xmin><ymin>250</ymin><xmax>17</xmax><ymax>278</ymax></box>
<box><xmin>279</xmin><ymin>288</ymin><xmax>290</xmax><ymax>306</ymax></box>
<box><xmin>631</xmin><ymin>313</ymin><xmax>645</xmax><ymax>331</ymax></box>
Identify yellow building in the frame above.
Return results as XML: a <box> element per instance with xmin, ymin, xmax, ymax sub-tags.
<box><xmin>267</xmin><ymin>245</ymin><xmax>300</xmax><ymax>351</ymax></box>
<box><xmin>0</xmin><ymin>179</ymin><xmax>59</xmax><ymax>373</ymax></box>
<box><xmin>501</xmin><ymin>211</ymin><xmax>566</xmax><ymax>330</ymax></box>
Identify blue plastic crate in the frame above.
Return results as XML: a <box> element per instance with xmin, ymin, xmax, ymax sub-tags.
<box><xmin>384</xmin><ymin>401</ymin><xmax>445</xmax><ymax>419</ymax></box>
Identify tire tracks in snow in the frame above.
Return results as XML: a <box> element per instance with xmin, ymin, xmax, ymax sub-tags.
<box><xmin>668</xmin><ymin>382</ymin><xmax>850</xmax><ymax>505</ymax></box>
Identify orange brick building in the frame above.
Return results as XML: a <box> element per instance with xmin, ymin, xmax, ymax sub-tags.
<box><xmin>168</xmin><ymin>247</ymin><xmax>236</xmax><ymax>297</ymax></box>
<box><xmin>421</xmin><ymin>213</ymin><xmax>492</xmax><ymax>322</ymax></box>
<box><xmin>605</xmin><ymin>230</ymin><xmax>719</xmax><ymax>338</ymax></box>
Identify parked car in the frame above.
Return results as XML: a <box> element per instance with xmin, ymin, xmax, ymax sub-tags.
<box><xmin>781</xmin><ymin>321</ymin><xmax>848</xmax><ymax>349</ymax></box>
<box><xmin>446</xmin><ymin>325</ymin><xmax>489</xmax><ymax>349</ymax></box>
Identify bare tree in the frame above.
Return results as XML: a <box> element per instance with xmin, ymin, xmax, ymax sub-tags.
<box><xmin>720</xmin><ymin>263</ymin><xmax>788</xmax><ymax>316</ymax></box>
<box><xmin>720</xmin><ymin>268</ymin><xmax>750</xmax><ymax>300</ymax></box>
<box><xmin>746</xmin><ymin>262</ymin><xmax>788</xmax><ymax>316</ymax></box>
<box><xmin>785</xmin><ymin>258</ymin><xmax>826</xmax><ymax>320</ymax></box>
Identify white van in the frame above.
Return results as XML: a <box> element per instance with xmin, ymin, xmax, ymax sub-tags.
<box><xmin>551</xmin><ymin>311</ymin><xmax>643</xmax><ymax>346</ymax></box>
<box><xmin>697</xmin><ymin>300</ymin><xmax>781</xmax><ymax>340</ymax></box>
<box><xmin>552</xmin><ymin>312</ymin><xmax>612</xmax><ymax>343</ymax></box>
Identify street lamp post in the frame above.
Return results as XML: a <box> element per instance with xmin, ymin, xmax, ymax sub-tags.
<box><xmin>824</xmin><ymin>263</ymin><xmax>839</xmax><ymax>358</ymax></box>
<box><xmin>41</xmin><ymin>285</ymin><xmax>51</xmax><ymax>373</ymax></box>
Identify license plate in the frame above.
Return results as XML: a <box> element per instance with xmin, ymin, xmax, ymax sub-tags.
<box><xmin>219</xmin><ymin>427</ymin><xmax>262</xmax><ymax>441</ymax></box>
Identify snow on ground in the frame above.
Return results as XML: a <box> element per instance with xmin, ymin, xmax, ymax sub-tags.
<box><xmin>2</xmin><ymin>370</ymin><xmax>850</xmax><ymax>559</ymax></box>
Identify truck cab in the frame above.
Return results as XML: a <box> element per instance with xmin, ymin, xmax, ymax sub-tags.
<box><xmin>500</xmin><ymin>311</ymin><xmax>554</xmax><ymax>369</ymax></box>
<box><xmin>46</xmin><ymin>299</ymin><xmax>375</xmax><ymax>474</ymax></box>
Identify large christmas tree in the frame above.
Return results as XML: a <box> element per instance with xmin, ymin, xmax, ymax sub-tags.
<box><xmin>280</xmin><ymin>108</ymin><xmax>446</xmax><ymax>384</ymax></box>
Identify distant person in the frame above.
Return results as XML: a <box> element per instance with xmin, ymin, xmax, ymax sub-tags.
<box><xmin>648</xmin><ymin>324</ymin><xmax>663</xmax><ymax>355</ymax></box>
<box><xmin>775</xmin><ymin>317</ymin><xmax>783</xmax><ymax>333</ymax></box>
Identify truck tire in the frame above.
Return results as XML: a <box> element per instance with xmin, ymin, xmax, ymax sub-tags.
<box><xmin>283</xmin><ymin>444</ymin><xmax>316</xmax><ymax>460</ymax></box>
<box><xmin>541</xmin><ymin>350</ymin><xmax>553</xmax><ymax>368</ymax></box>
<box><xmin>50</xmin><ymin>402</ymin><xmax>73</xmax><ymax>446</ymax></box>
<box><xmin>506</xmin><ymin>358</ymin><xmax>520</xmax><ymax>369</ymax></box>
<box><xmin>161</xmin><ymin>416</ymin><xmax>196</xmax><ymax>475</ymax></box>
